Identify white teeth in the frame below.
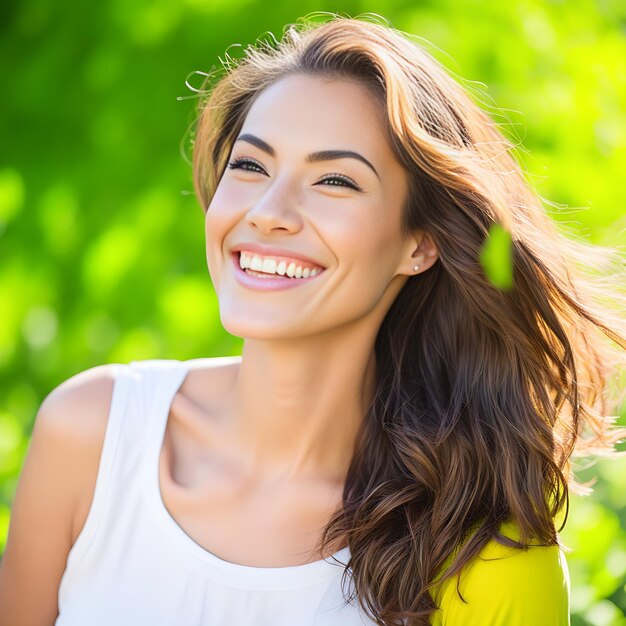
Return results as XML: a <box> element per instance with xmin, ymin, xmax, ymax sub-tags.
<box><xmin>238</xmin><ymin>251</ymin><xmax>323</xmax><ymax>279</ymax></box>
<box><xmin>262</xmin><ymin>258</ymin><xmax>277</xmax><ymax>274</ymax></box>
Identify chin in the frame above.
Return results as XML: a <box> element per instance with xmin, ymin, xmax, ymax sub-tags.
<box><xmin>219</xmin><ymin>313</ymin><xmax>292</xmax><ymax>341</ymax></box>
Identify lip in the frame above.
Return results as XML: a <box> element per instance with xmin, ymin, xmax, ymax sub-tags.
<box><xmin>231</xmin><ymin>252</ymin><xmax>325</xmax><ymax>291</ymax></box>
<box><xmin>230</xmin><ymin>242</ymin><xmax>326</xmax><ymax>269</ymax></box>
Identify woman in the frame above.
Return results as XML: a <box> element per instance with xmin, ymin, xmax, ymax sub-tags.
<box><xmin>1</xmin><ymin>14</ymin><xmax>625</xmax><ymax>626</ymax></box>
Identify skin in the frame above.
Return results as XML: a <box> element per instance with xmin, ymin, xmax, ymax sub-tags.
<box><xmin>204</xmin><ymin>73</ymin><xmax>439</xmax><ymax>489</ymax></box>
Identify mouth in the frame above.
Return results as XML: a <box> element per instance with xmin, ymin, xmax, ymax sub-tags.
<box><xmin>232</xmin><ymin>251</ymin><xmax>326</xmax><ymax>277</ymax></box>
<box><xmin>230</xmin><ymin>251</ymin><xmax>326</xmax><ymax>290</ymax></box>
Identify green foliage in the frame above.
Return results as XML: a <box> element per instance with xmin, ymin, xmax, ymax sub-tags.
<box><xmin>1</xmin><ymin>0</ymin><xmax>625</xmax><ymax>622</ymax></box>
<box><xmin>480</xmin><ymin>223</ymin><xmax>513</xmax><ymax>290</ymax></box>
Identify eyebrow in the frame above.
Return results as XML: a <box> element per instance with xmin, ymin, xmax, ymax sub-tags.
<box><xmin>235</xmin><ymin>133</ymin><xmax>380</xmax><ymax>179</ymax></box>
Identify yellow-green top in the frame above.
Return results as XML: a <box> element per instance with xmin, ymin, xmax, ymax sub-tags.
<box><xmin>429</xmin><ymin>519</ymin><xmax>570</xmax><ymax>626</ymax></box>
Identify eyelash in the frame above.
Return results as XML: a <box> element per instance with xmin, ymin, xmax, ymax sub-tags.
<box><xmin>227</xmin><ymin>157</ymin><xmax>362</xmax><ymax>191</ymax></box>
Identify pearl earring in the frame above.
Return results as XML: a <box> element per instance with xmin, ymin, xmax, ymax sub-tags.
<box><xmin>413</xmin><ymin>264</ymin><xmax>420</xmax><ymax>271</ymax></box>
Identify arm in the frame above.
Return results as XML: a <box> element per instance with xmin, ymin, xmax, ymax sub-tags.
<box><xmin>0</xmin><ymin>365</ymin><xmax>118</xmax><ymax>626</ymax></box>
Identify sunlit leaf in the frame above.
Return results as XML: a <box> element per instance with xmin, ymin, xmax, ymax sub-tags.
<box><xmin>479</xmin><ymin>223</ymin><xmax>513</xmax><ymax>289</ymax></box>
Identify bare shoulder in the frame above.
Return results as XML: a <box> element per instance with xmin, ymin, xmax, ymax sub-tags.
<box><xmin>184</xmin><ymin>356</ymin><xmax>241</xmax><ymax>385</ymax></box>
<box><xmin>48</xmin><ymin>364</ymin><xmax>126</xmax><ymax>542</ymax></box>
<box><xmin>0</xmin><ymin>363</ymin><xmax>122</xmax><ymax>626</ymax></box>
<box><xmin>38</xmin><ymin>363</ymin><xmax>120</xmax><ymax>445</ymax></box>
<box><xmin>179</xmin><ymin>356</ymin><xmax>241</xmax><ymax>410</ymax></box>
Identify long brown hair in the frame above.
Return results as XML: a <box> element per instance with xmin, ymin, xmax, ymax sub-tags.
<box><xmin>188</xmin><ymin>14</ymin><xmax>626</xmax><ymax>626</ymax></box>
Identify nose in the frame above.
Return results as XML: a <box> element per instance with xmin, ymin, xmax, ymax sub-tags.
<box><xmin>245</xmin><ymin>177</ymin><xmax>303</xmax><ymax>234</ymax></box>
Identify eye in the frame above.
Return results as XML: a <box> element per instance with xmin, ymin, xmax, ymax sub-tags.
<box><xmin>316</xmin><ymin>173</ymin><xmax>361</xmax><ymax>191</ymax></box>
<box><xmin>227</xmin><ymin>157</ymin><xmax>267</xmax><ymax>174</ymax></box>
<box><xmin>227</xmin><ymin>157</ymin><xmax>361</xmax><ymax>191</ymax></box>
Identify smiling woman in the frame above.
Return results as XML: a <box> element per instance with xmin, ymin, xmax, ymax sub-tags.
<box><xmin>1</xmin><ymin>12</ymin><xmax>625</xmax><ymax>626</ymax></box>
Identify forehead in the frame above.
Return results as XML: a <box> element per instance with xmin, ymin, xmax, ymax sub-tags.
<box><xmin>239</xmin><ymin>73</ymin><xmax>392</xmax><ymax>155</ymax></box>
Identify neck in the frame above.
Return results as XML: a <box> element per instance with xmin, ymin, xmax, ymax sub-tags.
<box><xmin>224</xmin><ymin>324</ymin><xmax>378</xmax><ymax>485</ymax></box>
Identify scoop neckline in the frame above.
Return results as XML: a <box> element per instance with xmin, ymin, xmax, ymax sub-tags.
<box><xmin>140</xmin><ymin>358</ymin><xmax>351</xmax><ymax>590</ymax></box>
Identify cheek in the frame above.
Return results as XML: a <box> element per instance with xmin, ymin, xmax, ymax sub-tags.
<box><xmin>345</xmin><ymin>210</ymin><xmax>400</xmax><ymax>263</ymax></box>
<box><xmin>205</xmin><ymin>182</ymin><xmax>242</xmax><ymax>238</ymax></box>
<box><xmin>209</xmin><ymin>175</ymin><xmax>259</xmax><ymax>212</ymax></box>
<box><xmin>365</xmin><ymin>188</ymin><xmax>408</xmax><ymax>263</ymax></box>
<box><xmin>203</xmin><ymin>184</ymin><xmax>240</xmax><ymax>286</ymax></box>
<box><xmin>348</xmin><ymin>215</ymin><xmax>407</xmax><ymax>291</ymax></box>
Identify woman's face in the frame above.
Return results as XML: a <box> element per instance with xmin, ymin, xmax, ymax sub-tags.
<box><xmin>205</xmin><ymin>73</ymin><xmax>416</xmax><ymax>340</ymax></box>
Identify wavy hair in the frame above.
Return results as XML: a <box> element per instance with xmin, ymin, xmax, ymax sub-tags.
<box><xmin>187</xmin><ymin>14</ymin><xmax>626</xmax><ymax>626</ymax></box>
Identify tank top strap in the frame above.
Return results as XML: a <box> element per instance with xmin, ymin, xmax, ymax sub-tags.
<box><xmin>127</xmin><ymin>358</ymin><xmax>190</xmax><ymax>472</ymax></box>
<box><xmin>58</xmin><ymin>358</ymin><xmax>191</xmax><ymax>604</ymax></box>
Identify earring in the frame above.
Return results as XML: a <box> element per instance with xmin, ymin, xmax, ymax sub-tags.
<box><xmin>413</xmin><ymin>264</ymin><xmax>420</xmax><ymax>271</ymax></box>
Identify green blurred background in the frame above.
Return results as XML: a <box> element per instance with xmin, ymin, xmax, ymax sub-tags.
<box><xmin>1</xmin><ymin>1</ymin><xmax>625</xmax><ymax>624</ymax></box>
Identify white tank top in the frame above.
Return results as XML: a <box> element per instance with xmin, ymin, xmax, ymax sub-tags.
<box><xmin>55</xmin><ymin>358</ymin><xmax>375</xmax><ymax>626</ymax></box>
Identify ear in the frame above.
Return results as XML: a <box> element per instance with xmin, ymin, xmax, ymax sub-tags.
<box><xmin>401</xmin><ymin>230</ymin><xmax>439</xmax><ymax>276</ymax></box>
